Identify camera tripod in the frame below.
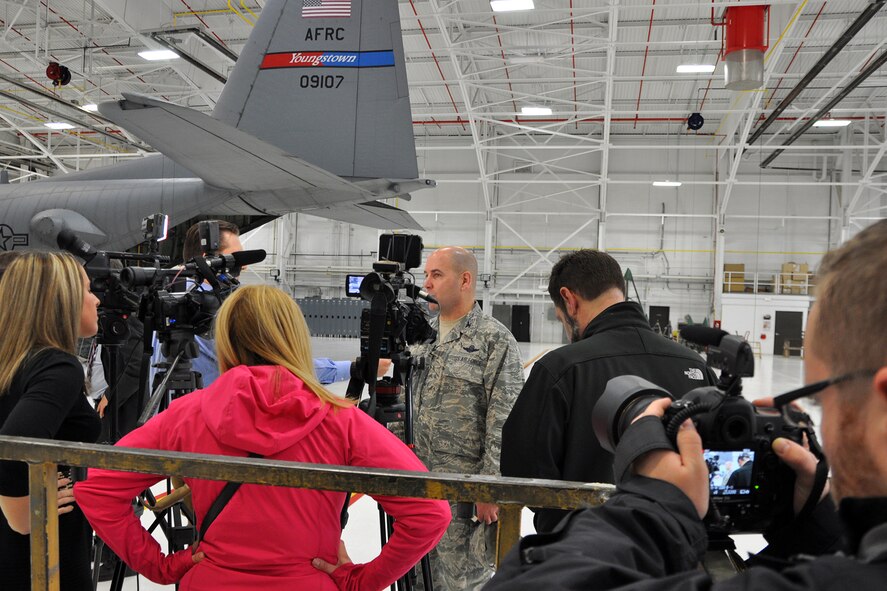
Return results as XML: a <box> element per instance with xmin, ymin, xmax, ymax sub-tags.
<box><xmin>348</xmin><ymin>348</ymin><xmax>434</xmax><ymax>591</ymax></box>
<box><xmin>95</xmin><ymin>326</ymin><xmax>205</xmax><ymax>591</ymax></box>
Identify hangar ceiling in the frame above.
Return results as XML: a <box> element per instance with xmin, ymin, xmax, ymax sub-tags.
<box><xmin>0</xmin><ymin>0</ymin><xmax>884</xmax><ymax>230</ymax></box>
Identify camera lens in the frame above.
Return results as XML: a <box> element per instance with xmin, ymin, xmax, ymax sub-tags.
<box><xmin>592</xmin><ymin>376</ymin><xmax>674</xmax><ymax>453</ymax></box>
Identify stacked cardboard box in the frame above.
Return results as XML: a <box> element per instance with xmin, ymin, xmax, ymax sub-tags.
<box><xmin>723</xmin><ymin>263</ymin><xmax>746</xmax><ymax>293</ymax></box>
<box><xmin>779</xmin><ymin>262</ymin><xmax>811</xmax><ymax>295</ymax></box>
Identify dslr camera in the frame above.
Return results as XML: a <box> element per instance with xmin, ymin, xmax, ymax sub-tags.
<box><xmin>592</xmin><ymin>326</ymin><xmax>816</xmax><ymax>534</ymax></box>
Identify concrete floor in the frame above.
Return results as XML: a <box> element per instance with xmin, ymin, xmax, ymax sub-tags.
<box><xmin>98</xmin><ymin>338</ymin><xmax>812</xmax><ymax>589</ymax></box>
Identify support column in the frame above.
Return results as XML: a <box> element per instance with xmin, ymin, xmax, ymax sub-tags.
<box><xmin>482</xmin><ymin>214</ymin><xmax>494</xmax><ymax>311</ymax></box>
<box><xmin>713</xmin><ymin>216</ymin><xmax>726</xmax><ymax>323</ymax></box>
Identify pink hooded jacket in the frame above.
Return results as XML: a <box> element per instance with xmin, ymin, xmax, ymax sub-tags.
<box><xmin>74</xmin><ymin>365</ymin><xmax>450</xmax><ymax>590</ymax></box>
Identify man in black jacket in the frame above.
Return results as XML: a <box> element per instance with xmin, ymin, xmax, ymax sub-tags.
<box><xmin>486</xmin><ymin>219</ymin><xmax>887</xmax><ymax>590</ymax></box>
<box><xmin>500</xmin><ymin>249</ymin><xmax>714</xmax><ymax>532</ymax></box>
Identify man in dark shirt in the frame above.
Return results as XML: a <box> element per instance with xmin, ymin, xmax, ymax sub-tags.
<box><xmin>501</xmin><ymin>249</ymin><xmax>714</xmax><ymax>532</ymax></box>
<box><xmin>487</xmin><ymin>219</ymin><xmax>887</xmax><ymax>591</ymax></box>
<box><xmin>726</xmin><ymin>453</ymin><xmax>753</xmax><ymax>490</ymax></box>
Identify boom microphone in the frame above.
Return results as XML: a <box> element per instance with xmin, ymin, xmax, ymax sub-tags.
<box><xmin>679</xmin><ymin>326</ymin><xmax>728</xmax><ymax>347</ymax></box>
<box><xmin>183</xmin><ymin>249</ymin><xmax>266</xmax><ymax>274</ymax></box>
<box><xmin>404</xmin><ymin>283</ymin><xmax>438</xmax><ymax>305</ymax></box>
<box><xmin>230</xmin><ymin>249</ymin><xmax>266</xmax><ymax>268</ymax></box>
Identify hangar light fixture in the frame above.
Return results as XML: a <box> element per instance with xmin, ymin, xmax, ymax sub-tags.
<box><xmin>138</xmin><ymin>49</ymin><xmax>180</xmax><ymax>61</ymax></box>
<box><xmin>81</xmin><ymin>103</ymin><xmax>99</xmax><ymax>112</ymax></box>
<box><xmin>521</xmin><ymin>106</ymin><xmax>552</xmax><ymax>116</ymax></box>
<box><xmin>652</xmin><ymin>180</ymin><xmax>682</xmax><ymax>187</ymax></box>
<box><xmin>812</xmin><ymin>119</ymin><xmax>851</xmax><ymax>127</ymax></box>
<box><xmin>510</xmin><ymin>55</ymin><xmax>545</xmax><ymax>64</ymax></box>
<box><xmin>491</xmin><ymin>0</ymin><xmax>534</xmax><ymax>12</ymax></box>
<box><xmin>44</xmin><ymin>121</ymin><xmax>75</xmax><ymax>130</ymax></box>
<box><xmin>676</xmin><ymin>64</ymin><xmax>716</xmax><ymax>74</ymax></box>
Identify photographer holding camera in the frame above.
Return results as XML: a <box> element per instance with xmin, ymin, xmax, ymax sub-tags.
<box><xmin>410</xmin><ymin>246</ymin><xmax>524</xmax><ymax>591</ymax></box>
<box><xmin>501</xmin><ymin>250</ymin><xmax>714</xmax><ymax>532</ymax></box>
<box><xmin>486</xmin><ymin>219</ymin><xmax>887</xmax><ymax>590</ymax></box>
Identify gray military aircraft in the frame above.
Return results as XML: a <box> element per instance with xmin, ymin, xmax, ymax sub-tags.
<box><xmin>0</xmin><ymin>0</ymin><xmax>430</xmax><ymax>252</ymax></box>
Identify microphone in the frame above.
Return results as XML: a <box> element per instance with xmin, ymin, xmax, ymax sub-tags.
<box><xmin>56</xmin><ymin>228</ymin><xmax>98</xmax><ymax>263</ymax></box>
<box><xmin>405</xmin><ymin>283</ymin><xmax>438</xmax><ymax>305</ymax></box>
<box><xmin>679</xmin><ymin>326</ymin><xmax>728</xmax><ymax>347</ymax></box>
<box><xmin>230</xmin><ymin>249</ymin><xmax>266</xmax><ymax>268</ymax></box>
<box><xmin>183</xmin><ymin>249</ymin><xmax>266</xmax><ymax>274</ymax></box>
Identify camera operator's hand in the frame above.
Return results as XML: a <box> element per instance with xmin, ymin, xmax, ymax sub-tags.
<box><xmin>97</xmin><ymin>395</ymin><xmax>109</xmax><ymax>418</ymax></box>
<box><xmin>754</xmin><ymin>397</ymin><xmax>829</xmax><ymax>514</ymax></box>
<box><xmin>57</xmin><ymin>476</ymin><xmax>75</xmax><ymax>516</ymax></box>
<box><xmin>475</xmin><ymin>502</ymin><xmax>499</xmax><ymax>525</ymax></box>
<box><xmin>632</xmin><ymin>398</ymin><xmax>709</xmax><ymax>518</ymax></box>
<box><xmin>377</xmin><ymin>358</ymin><xmax>392</xmax><ymax>378</ymax></box>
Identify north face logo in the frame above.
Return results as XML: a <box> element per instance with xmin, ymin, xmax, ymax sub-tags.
<box><xmin>684</xmin><ymin>368</ymin><xmax>704</xmax><ymax>380</ymax></box>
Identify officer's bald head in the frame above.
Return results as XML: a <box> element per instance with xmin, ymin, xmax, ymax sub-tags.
<box><xmin>434</xmin><ymin>246</ymin><xmax>477</xmax><ymax>288</ymax></box>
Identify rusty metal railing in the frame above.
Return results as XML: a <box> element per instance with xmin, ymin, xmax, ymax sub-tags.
<box><xmin>0</xmin><ymin>435</ymin><xmax>614</xmax><ymax>591</ymax></box>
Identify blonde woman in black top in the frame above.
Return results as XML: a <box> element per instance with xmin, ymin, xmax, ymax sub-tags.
<box><xmin>0</xmin><ymin>251</ymin><xmax>101</xmax><ymax>590</ymax></box>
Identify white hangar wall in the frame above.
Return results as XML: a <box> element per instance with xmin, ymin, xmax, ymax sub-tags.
<box><xmin>240</xmin><ymin>142</ymin><xmax>867</xmax><ymax>345</ymax></box>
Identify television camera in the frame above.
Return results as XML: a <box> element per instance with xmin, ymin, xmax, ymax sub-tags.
<box><xmin>344</xmin><ymin>233</ymin><xmax>436</xmax><ymax>591</ymax></box>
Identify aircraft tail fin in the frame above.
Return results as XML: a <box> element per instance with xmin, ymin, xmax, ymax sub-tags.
<box><xmin>212</xmin><ymin>0</ymin><xmax>417</xmax><ymax>181</ymax></box>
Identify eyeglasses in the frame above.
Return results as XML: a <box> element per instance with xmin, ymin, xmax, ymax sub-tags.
<box><xmin>773</xmin><ymin>368</ymin><xmax>879</xmax><ymax>408</ymax></box>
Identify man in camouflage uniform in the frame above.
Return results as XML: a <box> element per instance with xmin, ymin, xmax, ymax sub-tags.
<box><xmin>409</xmin><ymin>246</ymin><xmax>524</xmax><ymax>591</ymax></box>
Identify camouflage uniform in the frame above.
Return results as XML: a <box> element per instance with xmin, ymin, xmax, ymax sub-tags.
<box><xmin>409</xmin><ymin>303</ymin><xmax>524</xmax><ymax>591</ymax></box>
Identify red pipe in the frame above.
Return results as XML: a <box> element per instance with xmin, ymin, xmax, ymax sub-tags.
<box><xmin>634</xmin><ymin>0</ymin><xmax>656</xmax><ymax>129</ymax></box>
<box><xmin>407</xmin><ymin>0</ymin><xmax>464</xmax><ymax>130</ymax></box>
<box><xmin>761</xmin><ymin>2</ymin><xmax>827</xmax><ymax>117</ymax></box>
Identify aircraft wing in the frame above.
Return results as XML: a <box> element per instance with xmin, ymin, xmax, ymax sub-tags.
<box><xmin>304</xmin><ymin>200</ymin><xmax>423</xmax><ymax>230</ymax></box>
<box><xmin>98</xmin><ymin>93</ymin><xmax>368</xmax><ymax>204</ymax></box>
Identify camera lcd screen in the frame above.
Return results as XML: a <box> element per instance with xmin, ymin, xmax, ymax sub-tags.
<box><xmin>705</xmin><ymin>449</ymin><xmax>755</xmax><ymax>498</ymax></box>
<box><xmin>346</xmin><ymin>274</ymin><xmax>365</xmax><ymax>297</ymax></box>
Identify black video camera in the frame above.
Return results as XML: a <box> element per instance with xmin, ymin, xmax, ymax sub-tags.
<box><xmin>345</xmin><ymin>234</ymin><xmax>435</xmax><ymax>425</ymax></box>
<box><xmin>58</xmin><ymin>220</ymin><xmax>171</xmax><ymax>345</ymax></box>
<box><xmin>592</xmin><ymin>327</ymin><xmax>817</xmax><ymax>534</ymax></box>
<box><xmin>347</xmin><ymin>234</ymin><xmax>435</xmax><ymax>359</ymax></box>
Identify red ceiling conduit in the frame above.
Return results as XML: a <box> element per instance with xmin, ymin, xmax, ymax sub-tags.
<box><xmin>491</xmin><ymin>15</ymin><xmax>518</xmax><ymax>117</ymax></box>
<box><xmin>177</xmin><ymin>0</ymin><xmax>229</xmax><ymax>47</ymax></box>
<box><xmin>407</xmin><ymin>0</ymin><xmax>464</xmax><ymax>130</ymax></box>
<box><xmin>759</xmin><ymin>2</ymin><xmax>827</xmax><ymax>121</ymax></box>
<box><xmin>633</xmin><ymin>0</ymin><xmax>656</xmax><ymax>129</ymax></box>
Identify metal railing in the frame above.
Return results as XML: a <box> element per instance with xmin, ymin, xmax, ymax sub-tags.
<box><xmin>723</xmin><ymin>271</ymin><xmax>814</xmax><ymax>295</ymax></box>
<box><xmin>0</xmin><ymin>435</ymin><xmax>614</xmax><ymax>591</ymax></box>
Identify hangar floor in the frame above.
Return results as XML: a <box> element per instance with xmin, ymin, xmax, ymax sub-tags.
<box><xmin>97</xmin><ymin>339</ymin><xmax>812</xmax><ymax>589</ymax></box>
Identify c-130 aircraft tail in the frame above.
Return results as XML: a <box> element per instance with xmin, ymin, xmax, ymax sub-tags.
<box><xmin>1</xmin><ymin>0</ymin><xmax>430</xmax><ymax>252</ymax></box>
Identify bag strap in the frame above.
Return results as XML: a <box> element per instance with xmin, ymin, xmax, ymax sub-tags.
<box><xmin>198</xmin><ymin>452</ymin><xmax>261</xmax><ymax>543</ymax></box>
<box><xmin>340</xmin><ymin>492</ymin><xmax>352</xmax><ymax>529</ymax></box>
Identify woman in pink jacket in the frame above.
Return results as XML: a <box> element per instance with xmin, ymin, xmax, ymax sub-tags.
<box><xmin>74</xmin><ymin>285</ymin><xmax>450</xmax><ymax>590</ymax></box>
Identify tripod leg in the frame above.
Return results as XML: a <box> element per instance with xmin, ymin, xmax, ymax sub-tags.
<box><xmin>91</xmin><ymin>536</ymin><xmax>103</xmax><ymax>591</ymax></box>
<box><xmin>420</xmin><ymin>554</ymin><xmax>434</xmax><ymax>591</ymax></box>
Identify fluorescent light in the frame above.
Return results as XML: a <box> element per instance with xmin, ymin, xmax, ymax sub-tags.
<box><xmin>521</xmin><ymin>106</ymin><xmax>552</xmax><ymax>116</ymax></box>
<box><xmin>81</xmin><ymin>103</ymin><xmax>99</xmax><ymax>112</ymax></box>
<box><xmin>813</xmin><ymin>119</ymin><xmax>851</xmax><ymax>127</ymax></box>
<box><xmin>44</xmin><ymin>122</ymin><xmax>75</xmax><ymax>130</ymax></box>
<box><xmin>510</xmin><ymin>55</ymin><xmax>545</xmax><ymax>64</ymax></box>
<box><xmin>491</xmin><ymin>0</ymin><xmax>534</xmax><ymax>12</ymax></box>
<box><xmin>652</xmin><ymin>180</ymin><xmax>682</xmax><ymax>187</ymax></box>
<box><xmin>676</xmin><ymin>64</ymin><xmax>716</xmax><ymax>74</ymax></box>
<box><xmin>138</xmin><ymin>49</ymin><xmax>180</xmax><ymax>61</ymax></box>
